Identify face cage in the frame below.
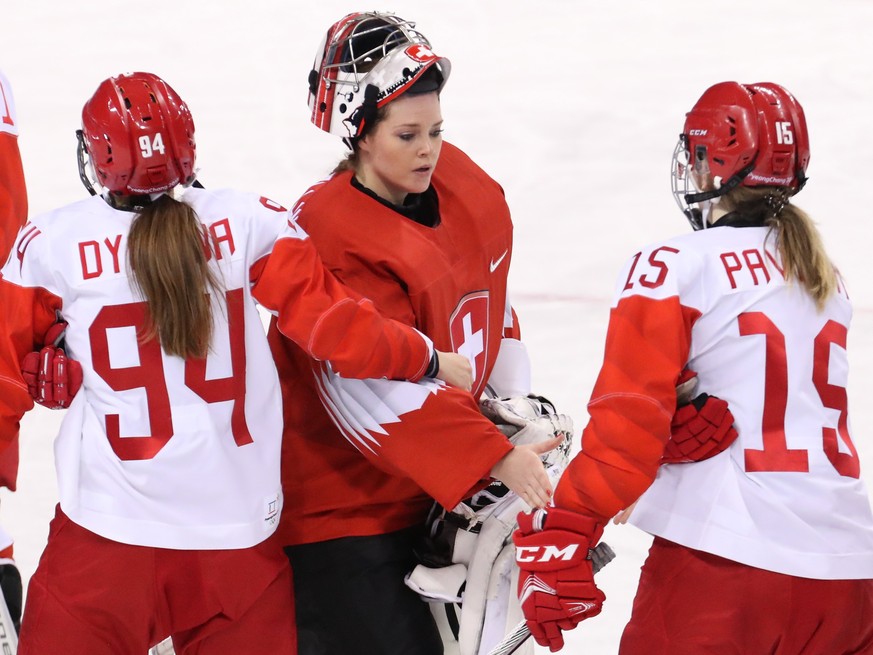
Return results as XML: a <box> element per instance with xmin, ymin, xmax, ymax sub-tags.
<box><xmin>671</xmin><ymin>136</ymin><xmax>708</xmax><ymax>231</ymax></box>
<box><xmin>76</xmin><ymin>129</ymin><xmax>102</xmax><ymax>198</ymax></box>
<box><xmin>321</xmin><ymin>16</ymin><xmax>431</xmax><ymax>94</ymax></box>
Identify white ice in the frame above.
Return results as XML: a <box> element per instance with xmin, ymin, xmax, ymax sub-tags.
<box><xmin>3</xmin><ymin>1</ymin><xmax>873</xmax><ymax>652</ymax></box>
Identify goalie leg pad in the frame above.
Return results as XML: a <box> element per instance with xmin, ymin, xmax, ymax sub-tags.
<box><xmin>456</xmin><ymin>495</ymin><xmax>527</xmax><ymax>655</ymax></box>
<box><xmin>477</xmin><ymin>542</ymin><xmax>533</xmax><ymax>655</ymax></box>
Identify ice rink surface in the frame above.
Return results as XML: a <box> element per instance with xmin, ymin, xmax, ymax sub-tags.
<box><xmin>3</xmin><ymin>1</ymin><xmax>873</xmax><ymax>652</ymax></box>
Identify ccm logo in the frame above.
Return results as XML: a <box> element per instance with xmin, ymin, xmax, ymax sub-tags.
<box><xmin>688</xmin><ymin>129</ymin><xmax>708</xmax><ymax>136</ymax></box>
<box><xmin>517</xmin><ymin>544</ymin><xmax>579</xmax><ymax>563</ymax></box>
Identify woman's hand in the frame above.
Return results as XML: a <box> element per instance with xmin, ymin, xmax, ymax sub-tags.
<box><xmin>613</xmin><ymin>500</ymin><xmax>638</xmax><ymax>525</ymax></box>
<box><xmin>434</xmin><ymin>350</ymin><xmax>473</xmax><ymax>391</ymax></box>
<box><xmin>489</xmin><ymin>437</ymin><xmax>563</xmax><ymax>509</ymax></box>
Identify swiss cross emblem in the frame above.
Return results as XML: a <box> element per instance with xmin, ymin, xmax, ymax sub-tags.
<box><xmin>449</xmin><ymin>291</ymin><xmax>490</xmax><ymax>395</ymax></box>
<box><xmin>405</xmin><ymin>44</ymin><xmax>437</xmax><ymax>63</ymax></box>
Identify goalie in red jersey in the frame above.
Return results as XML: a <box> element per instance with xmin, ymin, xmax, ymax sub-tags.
<box><xmin>270</xmin><ymin>11</ymin><xmax>741</xmax><ymax>655</ymax></box>
<box><xmin>270</xmin><ymin>12</ymin><xmax>563</xmax><ymax>655</ymax></box>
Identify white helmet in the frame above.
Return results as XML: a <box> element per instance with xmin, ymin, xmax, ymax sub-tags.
<box><xmin>308</xmin><ymin>11</ymin><xmax>451</xmax><ymax>140</ymax></box>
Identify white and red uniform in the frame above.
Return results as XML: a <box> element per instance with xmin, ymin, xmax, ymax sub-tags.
<box><xmin>555</xmin><ymin>224</ymin><xmax>873</xmax><ymax>577</ymax></box>
<box><xmin>0</xmin><ymin>186</ymin><xmax>432</xmax><ymax>551</ymax></box>
<box><xmin>0</xmin><ymin>69</ymin><xmax>26</xmax><ymax>504</ymax></box>
<box><xmin>270</xmin><ymin>142</ymin><xmax>518</xmax><ymax>546</ymax></box>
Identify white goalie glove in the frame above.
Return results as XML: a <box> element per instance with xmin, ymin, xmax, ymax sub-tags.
<box><xmin>479</xmin><ymin>394</ymin><xmax>573</xmax><ymax>471</ymax></box>
<box><xmin>406</xmin><ymin>394</ymin><xmax>574</xmax><ymax>655</ymax></box>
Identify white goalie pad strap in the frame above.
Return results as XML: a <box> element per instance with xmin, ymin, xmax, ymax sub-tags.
<box><xmin>487</xmin><ymin>339</ymin><xmax>531</xmax><ymax>399</ymax></box>
<box><xmin>452</xmin><ymin>525</ymin><xmax>480</xmax><ymax>566</ymax></box>
<box><xmin>405</xmin><ymin>562</ymin><xmax>467</xmax><ymax>603</ymax></box>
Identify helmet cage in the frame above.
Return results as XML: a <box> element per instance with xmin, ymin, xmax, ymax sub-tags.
<box><xmin>308</xmin><ymin>12</ymin><xmax>451</xmax><ymax>140</ymax></box>
<box><xmin>671</xmin><ymin>134</ymin><xmax>756</xmax><ymax>231</ymax></box>
<box><xmin>76</xmin><ymin>128</ymin><xmax>100</xmax><ymax>198</ymax></box>
<box><xmin>671</xmin><ymin>135</ymin><xmax>707</xmax><ymax>231</ymax></box>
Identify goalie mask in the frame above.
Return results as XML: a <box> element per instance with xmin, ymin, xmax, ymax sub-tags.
<box><xmin>77</xmin><ymin>72</ymin><xmax>197</xmax><ymax>203</ymax></box>
<box><xmin>671</xmin><ymin>81</ymin><xmax>810</xmax><ymax>230</ymax></box>
<box><xmin>308</xmin><ymin>11</ymin><xmax>451</xmax><ymax>141</ymax></box>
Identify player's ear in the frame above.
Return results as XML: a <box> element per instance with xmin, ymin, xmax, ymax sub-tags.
<box><xmin>357</xmin><ymin>133</ymin><xmax>373</xmax><ymax>154</ymax></box>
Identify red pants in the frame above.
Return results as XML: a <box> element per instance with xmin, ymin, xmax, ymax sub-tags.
<box><xmin>19</xmin><ymin>506</ymin><xmax>296</xmax><ymax>655</ymax></box>
<box><xmin>620</xmin><ymin>537</ymin><xmax>873</xmax><ymax>655</ymax></box>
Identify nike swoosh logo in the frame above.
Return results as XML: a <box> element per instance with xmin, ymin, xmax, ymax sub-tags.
<box><xmin>490</xmin><ymin>250</ymin><xmax>508</xmax><ymax>273</ymax></box>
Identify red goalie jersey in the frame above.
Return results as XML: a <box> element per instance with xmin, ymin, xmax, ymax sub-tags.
<box><xmin>270</xmin><ymin>142</ymin><xmax>518</xmax><ymax>545</ymax></box>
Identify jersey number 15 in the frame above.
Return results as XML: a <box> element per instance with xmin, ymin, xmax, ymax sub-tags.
<box><xmin>740</xmin><ymin>312</ymin><xmax>859</xmax><ymax>478</ymax></box>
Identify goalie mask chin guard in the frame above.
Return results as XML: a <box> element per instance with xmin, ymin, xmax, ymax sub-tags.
<box><xmin>77</xmin><ymin>72</ymin><xmax>197</xmax><ymax>205</ymax></box>
<box><xmin>671</xmin><ymin>81</ymin><xmax>810</xmax><ymax>230</ymax></box>
<box><xmin>308</xmin><ymin>11</ymin><xmax>451</xmax><ymax>141</ymax></box>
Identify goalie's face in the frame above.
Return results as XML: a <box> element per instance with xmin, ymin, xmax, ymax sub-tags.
<box><xmin>356</xmin><ymin>91</ymin><xmax>443</xmax><ymax>205</ymax></box>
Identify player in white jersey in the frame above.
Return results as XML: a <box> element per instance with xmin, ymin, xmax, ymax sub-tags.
<box><xmin>0</xmin><ymin>71</ymin><xmax>471</xmax><ymax>655</ymax></box>
<box><xmin>511</xmin><ymin>81</ymin><xmax>873</xmax><ymax>653</ymax></box>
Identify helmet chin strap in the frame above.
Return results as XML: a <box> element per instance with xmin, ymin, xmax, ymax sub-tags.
<box><xmin>684</xmin><ymin>161</ymin><xmax>756</xmax><ymax>206</ymax></box>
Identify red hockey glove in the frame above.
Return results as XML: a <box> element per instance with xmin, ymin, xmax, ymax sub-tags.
<box><xmin>20</xmin><ymin>322</ymin><xmax>83</xmax><ymax>410</ymax></box>
<box><xmin>513</xmin><ymin>508</ymin><xmax>605</xmax><ymax>652</ymax></box>
<box><xmin>662</xmin><ymin>370</ymin><xmax>738</xmax><ymax>463</ymax></box>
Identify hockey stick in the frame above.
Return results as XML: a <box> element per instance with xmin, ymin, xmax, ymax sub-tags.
<box><xmin>486</xmin><ymin>541</ymin><xmax>616</xmax><ymax>655</ymax></box>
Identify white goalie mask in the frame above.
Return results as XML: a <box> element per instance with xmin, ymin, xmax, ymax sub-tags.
<box><xmin>308</xmin><ymin>11</ymin><xmax>451</xmax><ymax>140</ymax></box>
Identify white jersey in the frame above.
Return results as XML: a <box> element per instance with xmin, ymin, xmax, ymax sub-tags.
<box><xmin>627</xmin><ymin>225</ymin><xmax>873</xmax><ymax>579</ymax></box>
<box><xmin>0</xmin><ymin>69</ymin><xmax>19</xmax><ymax>137</ymax></box>
<box><xmin>2</xmin><ymin>188</ymin><xmax>290</xmax><ymax>549</ymax></box>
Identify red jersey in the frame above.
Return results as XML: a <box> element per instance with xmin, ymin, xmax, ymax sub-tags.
<box><xmin>271</xmin><ymin>142</ymin><xmax>517</xmax><ymax>545</ymax></box>
<box><xmin>0</xmin><ymin>69</ymin><xmax>26</xmax><ymax>258</ymax></box>
<box><xmin>0</xmin><ymin>69</ymin><xmax>26</xmax><ymax>491</ymax></box>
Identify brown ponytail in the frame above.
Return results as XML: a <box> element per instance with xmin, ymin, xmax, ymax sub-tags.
<box><xmin>127</xmin><ymin>194</ymin><xmax>222</xmax><ymax>358</ymax></box>
<box><xmin>721</xmin><ymin>187</ymin><xmax>837</xmax><ymax>309</ymax></box>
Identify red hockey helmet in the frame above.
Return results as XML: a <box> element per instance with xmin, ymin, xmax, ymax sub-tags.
<box><xmin>77</xmin><ymin>72</ymin><xmax>196</xmax><ymax>199</ymax></box>
<box><xmin>308</xmin><ymin>11</ymin><xmax>451</xmax><ymax>141</ymax></box>
<box><xmin>671</xmin><ymin>81</ymin><xmax>810</xmax><ymax>229</ymax></box>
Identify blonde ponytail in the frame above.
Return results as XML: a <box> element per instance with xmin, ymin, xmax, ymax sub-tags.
<box><xmin>721</xmin><ymin>187</ymin><xmax>837</xmax><ymax>309</ymax></box>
